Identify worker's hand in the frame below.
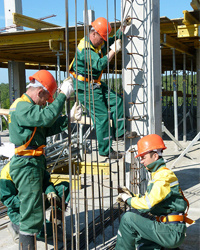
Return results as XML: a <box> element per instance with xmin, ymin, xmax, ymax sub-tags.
<box><xmin>123</xmin><ymin>16</ymin><xmax>131</xmax><ymax>27</ymax></box>
<box><xmin>116</xmin><ymin>192</ymin><xmax>132</xmax><ymax>204</ymax></box>
<box><xmin>110</xmin><ymin>39</ymin><xmax>122</xmax><ymax>54</ymax></box>
<box><xmin>118</xmin><ymin>186</ymin><xmax>134</xmax><ymax>197</ymax></box>
<box><xmin>60</xmin><ymin>76</ymin><xmax>74</xmax><ymax>99</ymax></box>
<box><xmin>70</xmin><ymin>102</ymin><xmax>82</xmax><ymax>122</ymax></box>
<box><xmin>47</xmin><ymin>192</ymin><xmax>61</xmax><ymax>204</ymax></box>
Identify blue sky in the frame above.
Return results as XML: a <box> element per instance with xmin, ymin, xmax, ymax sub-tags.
<box><xmin>0</xmin><ymin>0</ymin><xmax>193</xmax><ymax>83</ymax></box>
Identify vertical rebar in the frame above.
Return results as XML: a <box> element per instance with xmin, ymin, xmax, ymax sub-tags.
<box><xmin>191</xmin><ymin>58</ymin><xmax>194</xmax><ymax>130</ymax></box>
<box><xmin>62</xmin><ymin>187</ymin><xmax>67</xmax><ymax>250</ymax></box>
<box><xmin>42</xmin><ymin>193</ymin><xmax>48</xmax><ymax>250</ymax></box>
<box><xmin>172</xmin><ymin>48</ymin><xmax>178</xmax><ymax>143</ymax></box>
<box><xmin>65</xmin><ymin>0</ymin><xmax>74</xmax><ymax>249</ymax></box>
<box><xmin>183</xmin><ymin>53</ymin><xmax>187</xmax><ymax>142</ymax></box>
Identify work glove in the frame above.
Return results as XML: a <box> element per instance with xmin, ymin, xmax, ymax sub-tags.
<box><xmin>110</xmin><ymin>39</ymin><xmax>122</xmax><ymax>54</ymax></box>
<box><xmin>123</xmin><ymin>16</ymin><xmax>131</xmax><ymax>27</ymax></box>
<box><xmin>47</xmin><ymin>192</ymin><xmax>61</xmax><ymax>204</ymax></box>
<box><xmin>70</xmin><ymin>102</ymin><xmax>82</xmax><ymax>122</ymax></box>
<box><xmin>118</xmin><ymin>186</ymin><xmax>134</xmax><ymax>197</ymax></box>
<box><xmin>116</xmin><ymin>192</ymin><xmax>132</xmax><ymax>204</ymax></box>
<box><xmin>60</xmin><ymin>76</ymin><xmax>74</xmax><ymax>99</ymax></box>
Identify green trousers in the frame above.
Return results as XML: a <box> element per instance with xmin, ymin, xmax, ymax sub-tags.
<box><xmin>75</xmin><ymin>81</ymin><xmax>125</xmax><ymax>156</ymax></box>
<box><xmin>10</xmin><ymin>155</ymin><xmax>70</xmax><ymax>234</ymax></box>
<box><xmin>115</xmin><ymin>212</ymin><xmax>186</xmax><ymax>250</ymax></box>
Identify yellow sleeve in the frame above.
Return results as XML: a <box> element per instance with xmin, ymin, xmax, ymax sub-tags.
<box><xmin>130</xmin><ymin>170</ymin><xmax>178</xmax><ymax>211</ymax></box>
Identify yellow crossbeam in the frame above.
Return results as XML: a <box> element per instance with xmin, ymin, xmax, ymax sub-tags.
<box><xmin>190</xmin><ymin>0</ymin><xmax>200</xmax><ymax>10</ymax></box>
<box><xmin>0</xmin><ymin>29</ymin><xmax>65</xmax><ymax>45</ymax></box>
<box><xmin>182</xmin><ymin>10</ymin><xmax>199</xmax><ymax>25</ymax></box>
<box><xmin>13</xmin><ymin>13</ymin><xmax>59</xmax><ymax>29</ymax></box>
<box><xmin>178</xmin><ymin>24</ymin><xmax>200</xmax><ymax>37</ymax></box>
<box><xmin>160</xmin><ymin>34</ymin><xmax>194</xmax><ymax>56</ymax></box>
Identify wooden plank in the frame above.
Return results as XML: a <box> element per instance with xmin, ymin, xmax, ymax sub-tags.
<box><xmin>13</xmin><ymin>13</ymin><xmax>59</xmax><ymax>29</ymax></box>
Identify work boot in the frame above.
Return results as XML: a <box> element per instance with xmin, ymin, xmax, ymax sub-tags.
<box><xmin>101</xmin><ymin>149</ymin><xmax>123</xmax><ymax>159</ymax></box>
<box><xmin>19</xmin><ymin>234</ymin><xmax>35</xmax><ymax>250</ymax></box>
<box><xmin>7</xmin><ymin>222</ymin><xmax>19</xmax><ymax>244</ymax></box>
<box><xmin>118</xmin><ymin>131</ymin><xmax>137</xmax><ymax>140</ymax></box>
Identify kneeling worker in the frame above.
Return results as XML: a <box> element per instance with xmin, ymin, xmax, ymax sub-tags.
<box><xmin>0</xmin><ymin>162</ymin><xmax>70</xmax><ymax>243</ymax></box>
<box><xmin>116</xmin><ymin>134</ymin><xmax>194</xmax><ymax>250</ymax></box>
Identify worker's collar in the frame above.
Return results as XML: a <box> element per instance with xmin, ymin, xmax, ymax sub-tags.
<box><xmin>89</xmin><ymin>38</ymin><xmax>103</xmax><ymax>53</ymax></box>
<box><xmin>146</xmin><ymin>158</ymin><xmax>165</xmax><ymax>173</ymax></box>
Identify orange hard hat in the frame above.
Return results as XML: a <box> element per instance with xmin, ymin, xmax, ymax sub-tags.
<box><xmin>29</xmin><ymin>70</ymin><xmax>57</xmax><ymax>103</ymax></box>
<box><xmin>135</xmin><ymin>134</ymin><xmax>167</xmax><ymax>158</ymax></box>
<box><xmin>91</xmin><ymin>17</ymin><xmax>112</xmax><ymax>41</ymax></box>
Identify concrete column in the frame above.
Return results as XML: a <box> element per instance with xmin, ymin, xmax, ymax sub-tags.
<box><xmin>4</xmin><ymin>0</ymin><xmax>26</xmax><ymax>103</ymax></box>
<box><xmin>122</xmin><ymin>0</ymin><xmax>161</xmax><ymax>139</ymax></box>
<box><xmin>8</xmin><ymin>61</ymin><xmax>26</xmax><ymax>103</ymax></box>
<box><xmin>197</xmin><ymin>48</ymin><xmax>200</xmax><ymax>132</ymax></box>
<box><xmin>122</xmin><ymin>0</ymin><xmax>161</xmax><ymax>192</ymax></box>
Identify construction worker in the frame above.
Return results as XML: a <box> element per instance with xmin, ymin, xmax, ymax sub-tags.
<box><xmin>115</xmin><ymin>134</ymin><xmax>194</xmax><ymax>250</ymax></box>
<box><xmin>8</xmin><ymin>70</ymin><xmax>82</xmax><ymax>249</ymax></box>
<box><xmin>0</xmin><ymin>162</ymin><xmax>70</xmax><ymax>243</ymax></box>
<box><xmin>70</xmin><ymin>17</ymin><xmax>135</xmax><ymax>159</ymax></box>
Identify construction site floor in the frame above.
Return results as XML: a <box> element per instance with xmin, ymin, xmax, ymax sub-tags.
<box><xmin>0</xmin><ymin>130</ymin><xmax>199</xmax><ymax>250</ymax></box>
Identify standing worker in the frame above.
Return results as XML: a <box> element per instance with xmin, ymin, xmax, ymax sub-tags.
<box><xmin>115</xmin><ymin>134</ymin><xmax>194</xmax><ymax>249</ymax></box>
<box><xmin>70</xmin><ymin>17</ymin><xmax>135</xmax><ymax>159</ymax></box>
<box><xmin>8</xmin><ymin>70</ymin><xmax>82</xmax><ymax>249</ymax></box>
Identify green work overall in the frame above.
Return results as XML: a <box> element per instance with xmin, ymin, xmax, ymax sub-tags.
<box><xmin>71</xmin><ymin>29</ymin><xmax>125</xmax><ymax>156</ymax></box>
<box><xmin>115</xmin><ymin>158</ymin><xmax>188</xmax><ymax>249</ymax></box>
<box><xmin>8</xmin><ymin>93</ymin><xmax>68</xmax><ymax>234</ymax></box>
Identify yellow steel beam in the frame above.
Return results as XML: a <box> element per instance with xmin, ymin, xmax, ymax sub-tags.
<box><xmin>178</xmin><ymin>24</ymin><xmax>200</xmax><ymax>37</ymax></box>
<box><xmin>0</xmin><ymin>29</ymin><xmax>65</xmax><ymax>45</ymax></box>
<box><xmin>160</xmin><ymin>34</ymin><xmax>194</xmax><ymax>56</ymax></box>
<box><xmin>190</xmin><ymin>0</ymin><xmax>200</xmax><ymax>10</ymax></box>
<box><xmin>182</xmin><ymin>10</ymin><xmax>199</xmax><ymax>25</ymax></box>
<box><xmin>50</xmin><ymin>174</ymin><xmax>81</xmax><ymax>190</ymax></box>
<box><xmin>49</xmin><ymin>40</ymin><xmax>65</xmax><ymax>52</ymax></box>
<box><xmin>160</xmin><ymin>23</ymin><xmax>178</xmax><ymax>34</ymax></box>
<box><xmin>13</xmin><ymin>13</ymin><xmax>59</xmax><ymax>29</ymax></box>
<box><xmin>78</xmin><ymin>162</ymin><xmax>110</xmax><ymax>175</ymax></box>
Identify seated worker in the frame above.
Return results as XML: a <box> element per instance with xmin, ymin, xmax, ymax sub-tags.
<box><xmin>0</xmin><ymin>162</ymin><xmax>70</xmax><ymax>243</ymax></box>
<box><xmin>70</xmin><ymin>17</ymin><xmax>136</xmax><ymax>159</ymax></box>
<box><xmin>115</xmin><ymin>134</ymin><xmax>194</xmax><ymax>250</ymax></box>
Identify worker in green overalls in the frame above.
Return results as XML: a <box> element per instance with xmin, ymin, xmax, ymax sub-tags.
<box><xmin>115</xmin><ymin>134</ymin><xmax>194</xmax><ymax>250</ymax></box>
<box><xmin>70</xmin><ymin>17</ymin><xmax>134</xmax><ymax>159</ymax></box>
<box><xmin>8</xmin><ymin>70</ymin><xmax>82</xmax><ymax>249</ymax></box>
<box><xmin>0</xmin><ymin>162</ymin><xmax>70</xmax><ymax>243</ymax></box>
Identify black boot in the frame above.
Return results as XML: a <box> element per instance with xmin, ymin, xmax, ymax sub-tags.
<box><xmin>19</xmin><ymin>233</ymin><xmax>35</xmax><ymax>250</ymax></box>
<box><xmin>101</xmin><ymin>148</ymin><xmax>123</xmax><ymax>159</ymax></box>
<box><xmin>118</xmin><ymin>131</ymin><xmax>138</xmax><ymax>140</ymax></box>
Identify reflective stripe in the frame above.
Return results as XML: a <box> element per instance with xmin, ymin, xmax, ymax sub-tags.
<box><xmin>145</xmin><ymin>195</ymin><xmax>152</xmax><ymax>209</ymax></box>
<box><xmin>9</xmin><ymin>108</ymin><xmax>16</xmax><ymax>112</ymax></box>
<box><xmin>103</xmin><ymin>136</ymin><xmax>112</xmax><ymax>141</ymax></box>
<box><xmin>117</xmin><ymin>118</ymin><xmax>124</xmax><ymax>122</ymax></box>
<box><xmin>137</xmin><ymin>243</ymin><xmax>144</xmax><ymax>249</ymax></box>
<box><xmin>170</xmin><ymin>180</ymin><xmax>179</xmax><ymax>187</ymax></box>
<box><xmin>117</xmin><ymin>229</ymin><xmax>122</xmax><ymax>237</ymax></box>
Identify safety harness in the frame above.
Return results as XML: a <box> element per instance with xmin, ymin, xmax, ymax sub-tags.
<box><xmin>69</xmin><ymin>37</ymin><xmax>103</xmax><ymax>86</ymax></box>
<box><xmin>10</xmin><ymin>94</ymin><xmax>46</xmax><ymax>157</ymax></box>
<box><xmin>155</xmin><ymin>167</ymin><xmax>194</xmax><ymax>225</ymax></box>
<box><xmin>14</xmin><ymin>127</ymin><xmax>45</xmax><ymax>157</ymax></box>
